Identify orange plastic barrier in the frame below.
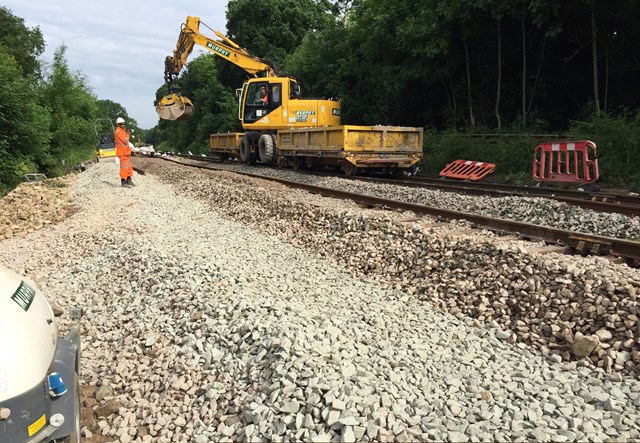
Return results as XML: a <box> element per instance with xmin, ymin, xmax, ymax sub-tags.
<box><xmin>439</xmin><ymin>160</ymin><xmax>496</xmax><ymax>181</ymax></box>
<box><xmin>532</xmin><ymin>140</ymin><xmax>599</xmax><ymax>183</ymax></box>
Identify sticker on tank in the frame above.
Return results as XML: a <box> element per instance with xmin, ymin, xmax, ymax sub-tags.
<box><xmin>11</xmin><ymin>281</ymin><xmax>35</xmax><ymax>311</ymax></box>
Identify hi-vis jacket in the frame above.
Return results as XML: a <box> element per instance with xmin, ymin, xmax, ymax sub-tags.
<box><xmin>114</xmin><ymin>126</ymin><xmax>131</xmax><ymax>157</ymax></box>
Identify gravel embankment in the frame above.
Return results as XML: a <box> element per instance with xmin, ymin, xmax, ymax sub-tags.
<box><xmin>0</xmin><ymin>175</ymin><xmax>76</xmax><ymax>239</ymax></box>
<box><xmin>1</xmin><ymin>161</ymin><xmax>639</xmax><ymax>442</ymax></box>
<box><xmin>140</xmin><ymin>158</ymin><xmax>640</xmax><ymax>377</ymax></box>
<box><xmin>178</xmin><ymin>159</ymin><xmax>640</xmax><ymax>240</ymax></box>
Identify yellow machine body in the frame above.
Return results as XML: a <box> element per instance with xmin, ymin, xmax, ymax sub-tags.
<box><xmin>238</xmin><ymin>78</ymin><xmax>341</xmax><ymax>131</ymax></box>
<box><xmin>162</xmin><ymin>16</ymin><xmax>423</xmax><ymax>174</ymax></box>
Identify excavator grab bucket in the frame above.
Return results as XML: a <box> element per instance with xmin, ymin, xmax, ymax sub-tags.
<box><xmin>156</xmin><ymin>93</ymin><xmax>194</xmax><ymax>121</ymax></box>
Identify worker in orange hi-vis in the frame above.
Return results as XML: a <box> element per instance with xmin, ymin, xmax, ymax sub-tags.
<box><xmin>114</xmin><ymin>117</ymin><xmax>135</xmax><ymax>187</ymax></box>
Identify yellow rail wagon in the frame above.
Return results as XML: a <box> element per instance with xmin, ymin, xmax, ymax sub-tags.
<box><xmin>276</xmin><ymin>125</ymin><xmax>423</xmax><ymax>175</ymax></box>
<box><xmin>209</xmin><ymin>126</ymin><xmax>423</xmax><ymax>175</ymax></box>
<box><xmin>209</xmin><ymin>132</ymin><xmax>244</xmax><ymax>161</ymax></box>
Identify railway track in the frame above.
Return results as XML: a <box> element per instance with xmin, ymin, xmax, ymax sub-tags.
<box><xmin>140</xmin><ymin>155</ymin><xmax>640</xmax><ymax>266</ymax></box>
<box><xmin>164</xmin><ymin>153</ymin><xmax>640</xmax><ymax>217</ymax></box>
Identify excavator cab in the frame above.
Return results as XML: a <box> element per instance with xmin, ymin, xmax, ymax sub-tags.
<box><xmin>237</xmin><ymin>78</ymin><xmax>341</xmax><ymax>130</ymax></box>
<box><xmin>242</xmin><ymin>81</ymin><xmax>281</xmax><ymax>123</ymax></box>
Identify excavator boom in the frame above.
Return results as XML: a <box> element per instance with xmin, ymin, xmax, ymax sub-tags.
<box><xmin>158</xmin><ymin>16</ymin><xmax>278</xmax><ymax>120</ymax></box>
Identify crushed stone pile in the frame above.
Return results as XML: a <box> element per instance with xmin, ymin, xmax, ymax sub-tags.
<box><xmin>0</xmin><ymin>176</ymin><xmax>76</xmax><ymax>240</ymax></box>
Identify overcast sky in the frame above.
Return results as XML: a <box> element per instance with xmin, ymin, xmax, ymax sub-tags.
<box><xmin>3</xmin><ymin>0</ymin><xmax>229</xmax><ymax>129</ymax></box>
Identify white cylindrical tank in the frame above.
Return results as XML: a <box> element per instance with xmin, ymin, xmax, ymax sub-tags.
<box><xmin>0</xmin><ymin>266</ymin><xmax>58</xmax><ymax>402</ymax></box>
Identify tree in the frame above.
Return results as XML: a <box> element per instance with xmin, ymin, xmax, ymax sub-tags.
<box><xmin>0</xmin><ymin>47</ymin><xmax>50</xmax><ymax>190</ymax></box>
<box><xmin>226</xmin><ymin>0</ymin><xmax>335</xmax><ymax>70</ymax></box>
<box><xmin>0</xmin><ymin>6</ymin><xmax>45</xmax><ymax>79</ymax></box>
<box><xmin>39</xmin><ymin>45</ymin><xmax>97</xmax><ymax>172</ymax></box>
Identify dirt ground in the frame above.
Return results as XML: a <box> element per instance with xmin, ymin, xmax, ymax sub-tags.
<box><xmin>80</xmin><ymin>385</ymin><xmax>112</xmax><ymax>442</ymax></box>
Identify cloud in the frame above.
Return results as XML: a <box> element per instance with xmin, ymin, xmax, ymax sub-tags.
<box><xmin>3</xmin><ymin>0</ymin><xmax>228</xmax><ymax>128</ymax></box>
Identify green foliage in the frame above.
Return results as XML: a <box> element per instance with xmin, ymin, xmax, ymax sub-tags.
<box><xmin>568</xmin><ymin>112</ymin><xmax>640</xmax><ymax>187</ymax></box>
<box><xmin>226</xmin><ymin>0</ymin><xmax>335</xmax><ymax>70</ymax></box>
<box><xmin>38</xmin><ymin>45</ymin><xmax>97</xmax><ymax>172</ymax></box>
<box><xmin>0</xmin><ymin>6</ymin><xmax>45</xmax><ymax>79</ymax></box>
<box><xmin>286</xmin><ymin>20</ymin><xmax>349</xmax><ymax>100</ymax></box>
<box><xmin>424</xmin><ymin>132</ymin><xmax>538</xmax><ymax>183</ymax></box>
<box><xmin>0</xmin><ymin>47</ymin><xmax>51</xmax><ymax>188</ymax></box>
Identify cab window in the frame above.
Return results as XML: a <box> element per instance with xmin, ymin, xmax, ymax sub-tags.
<box><xmin>271</xmin><ymin>84</ymin><xmax>281</xmax><ymax>105</ymax></box>
<box><xmin>248</xmin><ymin>83</ymin><xmax>268</xmax><ymax>105</ymax></box>
<box><xmin>244</xmin><ymin>82</ymin><xmax>273</xmax><ymax>123</ymax></box>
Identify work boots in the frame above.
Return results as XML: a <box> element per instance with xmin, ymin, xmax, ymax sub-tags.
<box><xmin>121</xmin><ymin>179</ymin><xmax>132</xmax><ymax>188</ymax></box>
<box><xmin>126</xmin><ymin>177</ymin><xmax>136</xmax><ymax>187</ymax></box>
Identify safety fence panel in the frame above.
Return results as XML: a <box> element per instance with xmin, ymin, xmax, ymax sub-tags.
<box><xmin>532</xmin><ymin>140</ymin><xmax>599</xmax><ymax>183</ymax></box>
<box><xmin>439</xmin><ymin>160</ymin><xmax>496</xmax><ymax>181</ymax></box>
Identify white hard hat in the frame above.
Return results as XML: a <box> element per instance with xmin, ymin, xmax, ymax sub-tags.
<box><xmin>116</xmin><ymin>117</ymin><xmax>125</xmax><ymax>124</ymax></box>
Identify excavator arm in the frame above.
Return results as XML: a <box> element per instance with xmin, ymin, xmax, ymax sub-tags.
<box><xmin>164</xmin><ymin>16</ymin><xmax>277</xmax><ymax>81</ymax></box>
<box><xmin>158</xmin><ymin>16</ymin><xmax>277</xmax><ymax>121</ymax></box>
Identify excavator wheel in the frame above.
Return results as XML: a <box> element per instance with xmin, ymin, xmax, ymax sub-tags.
<box><xmin>258</xmin><ymin>134</ymin><xmax>275</xmax><ymax>163</ymax></box>
<box><xmin>239</xmin><ymin>136</ymin><xmax>252</xmax><ymax>163</ymax></box>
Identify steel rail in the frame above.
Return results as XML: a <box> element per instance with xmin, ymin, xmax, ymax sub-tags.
<box><xmin>166</xmin><ymin>153</ymin><xmax>640</xmax><ymax>217</ymax></box>
<box><xmin>349</xmin><ymin>175</ymin><xmax>640</xmax><ymax>217</ymax></box>
<box><xmin>148</xmin><ymin>156</ymin><xmax>640</xmax><ymax>265</ymax></box>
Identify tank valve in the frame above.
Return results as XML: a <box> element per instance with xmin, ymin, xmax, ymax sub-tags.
<box><xmin>48</xmin><ymin>372</ymin><xmax>67</xmax><ymax>397</ymax></box>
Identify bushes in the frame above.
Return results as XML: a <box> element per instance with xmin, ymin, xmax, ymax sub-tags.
<box><xmin>568</xmin><ymin>113</ymin><xmax>640</xmax><ymax>187</ymax></box>
<box><xmin>423</xmin><ymin>112</ymin><xmax>640</xmax><ymax>189</ymax></box>
<box><xmin>424</xmin><ymin>132</ymin><xmax>542</xmax><ymax>184</ymax></box>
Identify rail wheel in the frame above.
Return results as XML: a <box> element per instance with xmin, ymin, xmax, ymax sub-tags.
<box><xmin>239</xmin><ymin>136</ymin><xmax>252</xmax><ymax>163</ymax></box>
<box><xmin>305</xmin><ymin>157</ymin><xmax>315</xmax><ymax>169</ymax></box>
<box><xmin>277</xmin><ymin>155</ymin><xmax>287</xmax><ymax>169</ymax></box>
<box><xmin>342</xmin><ymin>162</ymin><xmax>357</xmax><ymax>176</ymax></box>
<box><xmin>291</xmin><ymin>157</ymin><xmax>302</xmax><ymax>171</ymax></box>
<box><xmin>258</xmin><ymin>134</ymin><xmax>275</xmax><ymax>163</ymax></box>
<box><xmin>388</xmin><ymin>168</ymin><xmax>404</xmax><ymax>178</ymax></box>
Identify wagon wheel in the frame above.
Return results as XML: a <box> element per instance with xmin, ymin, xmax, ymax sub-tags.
<box><xmin>291</xmin><ymin>157</ymin><xmax>302</xmax><ymax>171</ymax></box>
<box><xmin>342</xmin><ymin>162</ymin><xmax>357</xmax><ymax>176</ymax></box>
<box><xmin>305</xmin><ymin>157</ymin><xmax>315</xmax><ymax>169</ymax></box>
<box><xmin>388</xmin><ymin>168</ymin><xmax>405</xmax><ymax>178</ymax></box>
<box><xmin>276</xmin><ymin>155</ymin><xmax>286</xmax><ymax>169</ymax></box>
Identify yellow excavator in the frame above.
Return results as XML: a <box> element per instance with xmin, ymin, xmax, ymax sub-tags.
<box><xmin>158</xmin><ymin>16</ymin><xmax>423</xmax><ymax>174</ymax></box>
<box><xmin>157</xmin><ymin>16</ymin><xmax>341</xmax><ymax>128</ymax></box>
<box><xmin>157</xmin><ymin>17</ymin><xmax>341</xmax><ymax>161</ymax></box>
